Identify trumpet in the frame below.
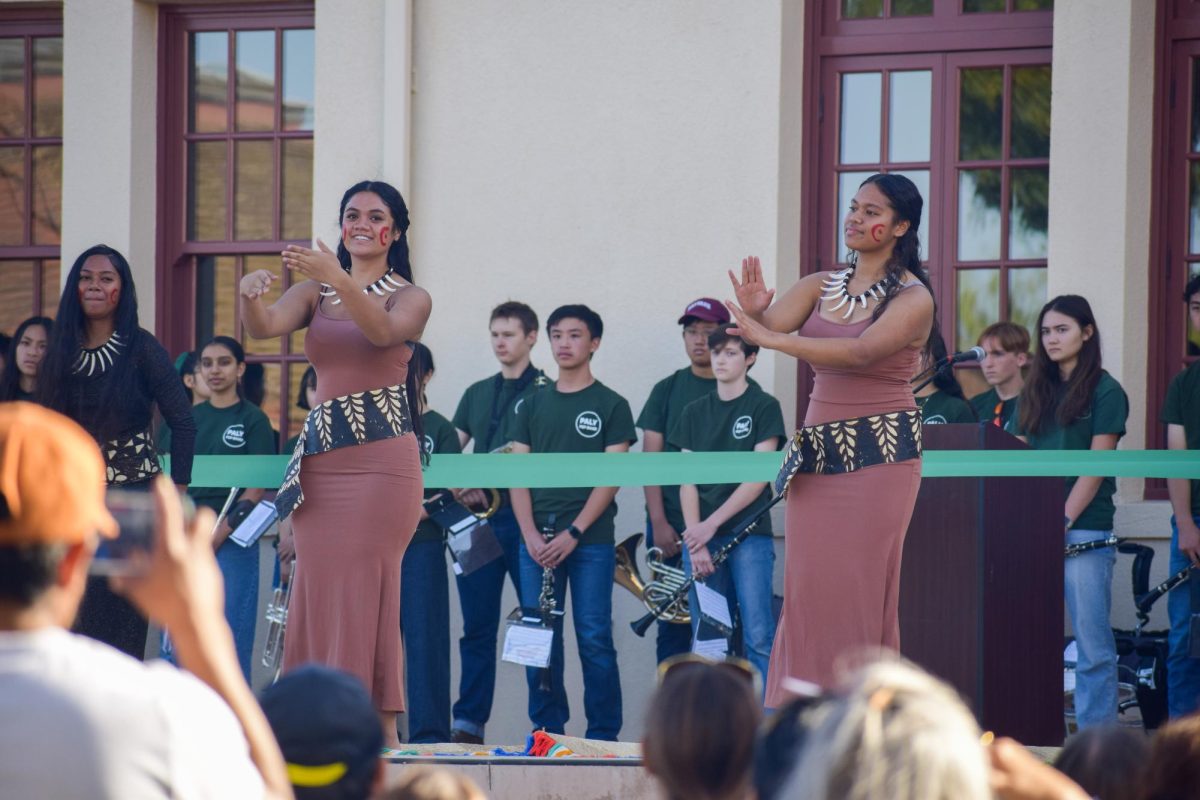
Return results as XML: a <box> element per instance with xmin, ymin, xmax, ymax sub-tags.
<box><xmin>614</xmin><ymin>533</ymin><xmax>691</xmax><ymax>625</ymax></box>
<box><xmin>261</xmin><ymin>568</ymin><xmax>293</xmax><ymax>681</ymax></box>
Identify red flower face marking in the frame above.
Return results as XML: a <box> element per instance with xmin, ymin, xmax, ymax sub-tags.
<box><xmin>870</xmin><ymin>224</ymin><xmax>885</xmax><ymax>242</ymax></box>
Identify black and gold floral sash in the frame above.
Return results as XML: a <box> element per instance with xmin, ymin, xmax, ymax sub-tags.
<box><xmin>774</xmin><ymin>409</ymin><xmax>922</xmax><ymax>496</ymax></box>
<box><xmin>275</xmin><ymin>384</ymin><xmax>413</xmax><ymax>519</ymax></box>
<box><xmin>104</xmin><ymin>429</ymin><xmax>161</xmax><ymax>485</ymax></box>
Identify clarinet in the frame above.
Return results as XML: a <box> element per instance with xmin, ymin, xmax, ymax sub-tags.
<box><xmin>537</xmin><ymin>514</ymin><xmax>559</xmax><ymax>692</ymax></box>
<box><xmin>631</xmin><ymin>492</ymin><xmax>785</xmax><ymax>637</ymax></box>
<box><xmin>1136</xmin><ymin>565</ymin><xmax>1194</xmax><ymax>617</ymax></box>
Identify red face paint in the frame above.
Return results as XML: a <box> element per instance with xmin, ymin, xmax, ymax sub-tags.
<box><xmin>107</xmin><ymin>286</ymin><xmax>120</xmax><ymax>308</ymax></box>
<box><xmin>378</xmin><ymin>226</ymin><xmax>390</xmax><ymax>248</ymax></box>
<box><xmin>342</xmin><ymin>222</ymin><xmax>353</xmax><ymax>245</ymax></box>
<box><xmin>870</xmin><ymin>224</ymin><xmax>885</xmax><ymax>242</ymax></box>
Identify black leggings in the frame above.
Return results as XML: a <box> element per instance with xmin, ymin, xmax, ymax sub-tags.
<box><xmin>73</xmin><ymin>577</ymin><xmax>149</xmax><ymax>660</ymax></box>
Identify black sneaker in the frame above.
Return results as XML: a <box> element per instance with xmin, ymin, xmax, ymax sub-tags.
<box><xmin>450</xmin><ymin>728</ymin><xmax>484</xmax><ymax>745</ymax></box>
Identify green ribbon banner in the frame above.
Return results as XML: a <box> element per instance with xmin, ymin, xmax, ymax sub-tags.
<box><xmin>170</xmin><ymin>450</ymin><xmax>1200</xmax><ymax>489</ymax></box>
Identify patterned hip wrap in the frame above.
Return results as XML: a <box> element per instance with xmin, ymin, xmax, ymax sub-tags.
<box><xmin>275</xmin><ymin>383</ymin><xmax>414</xmax><ymax>520</ymax></box>
<box><xmin>774</xmin><ymin>409</ymin><xmax>923</xmax><ymax>496</ymax></box>
<box><xmin>104</xmin><ymin>429</ymin><xmax>161</xmax><ymax>485</ymax></box>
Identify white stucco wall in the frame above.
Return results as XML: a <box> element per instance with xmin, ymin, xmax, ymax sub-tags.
<box><xmin>1047</xmin><ymin>0</ymin><xmax>1156</xmax><ymax>501</ymax></box>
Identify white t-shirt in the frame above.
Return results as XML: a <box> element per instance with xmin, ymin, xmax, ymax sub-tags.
<box><xmin>0</xmin><ymin>627</ymin><xmax>264</xmax><ymax>800</ymax></box>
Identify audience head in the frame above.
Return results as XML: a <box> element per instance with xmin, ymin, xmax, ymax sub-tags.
<box><xmin>1141</xmin><ymin>713</ymin><xmax>1200</xmax><ymax>800</ymax></box>
<box><xmin>260</xmin><ymin>664</ymin><xmax>384</xmax><ymax>800</ymax></box>
<box><xmin>489</xmin><ymin>301</ymin><xmax>539</xmax><ymax>368</ymax></box>
<box><xmin>781</xmin><ymin>658</ymin><xmax>991</xmax><ymax>800</ymax></box>
<box><xmin>547</xmin><ymin>304</ymin><xmax>603</xmax><ymax>368</ymax></box>
<box><xmin>0</xmin><ymin>331</ymin><xmax>9</xmax><ymax>371</ymax></box>
<box><xmin>174</xmin><ymin>350</ymin><xmax>210</xmax><ymax>404</ymax></box>
<box><xmin>198</xmin><ymin>335</ymin><xmax>246</xmax><ymax>402</ymax></box>
<box><xmin>977</xmin><ymin>321</ymin><xmax>1030</xmax><ymax>390</ymax></box>
<box><xmin>1052</xmin><ymin>725</ymin><xmax>1148</xmax><ymax>800</ymax></box>
<box><xmin>242</xmin><ymin>362</ymin><xmax>266</xmax><ymax>408</ymax></box>
<box><xmin>410</xmin><ymin>341</ymin><xmax>434</xmax><ymax>413</ymax></box>
<box><xmin>917</xmin><ymin>328</ymin><xmax>971</xmax><ymax>407</ymax></box>
<box><xmin>754</xmin><ymin>693</ymin><xmax>829</xmax><ymax>800</ymax></box>
<box><xmin>642</xmin><ymin>656</ymin><xmax>762</xmax><ymax>800</ymax></box>
<box><xmin>335</xmin><ymin>180</ymin><xmax>412</xmax><ymax>283</ymax></box>
<box><xmin>0</xmin><ymin>316</ymin><xmax>52</xmax><ymax>401</ymax></box>
<box><xmin>1018</xmin><ymin>294</ymin><xmax>1102</xmax><ymax>437</ymax></box>
<box><xmin>376</xmin><ymin>766</ymin><xmax>488</xmax><ymax>800</ymax></box>
<box><xmin>0</xmin><ymin>402</ymin><xmax>116</xmax><ymax>626</ymax></box>
<box><xmin>296</xmin><ymin>365</ymin><xmax>317</xmax><ymax>411</ymax></box>
<box><xmin>679</xmin><ymin>298</ymin><xmax>729</xmax><ymax>370</ymax></box>
<box><xmin>708</xmin><ymin>325</ymin><xmax>758</xmax><ymax>380</ymax></box>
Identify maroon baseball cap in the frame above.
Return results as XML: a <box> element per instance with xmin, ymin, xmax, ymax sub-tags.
<box><xmin>677</xmin><ymin>297</ymin><xmax>730</xmax><ymax>325</ymax></box>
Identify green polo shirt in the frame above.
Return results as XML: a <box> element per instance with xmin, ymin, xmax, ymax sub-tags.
<box><xmin>510</xmin><ymin>380</ymin><xmax>637</xmax><ymax>545</ymax></box>
<box><xmin>970</xmin><ymin>387</ymin><xmax>1019</xmax><ymax>429</ymax></box>
<box><xmin>412</xmin><ymin>409</ymin><xmax>463</xmax><ymax>544</ymax></box>
<box><xmin>453</xmin><ymin>366</ymin><xmax>548</xmax><ymax>453</ymax></box>
<box><xmin>668</xmin><ymin>384</ymin><xmax>785</xmax><ymax>537</ymax></box>
<box><xmin>161</xmin><ymin>400</ymin><xmax>275</xmax><ymax>513</ymax></box>
<box><xmin>917</xmin><ymin>390</ymin><xmax>976</xmax><ymax>425</ymax></box>
<box><xmin>1162</xmin><ymin>360</ymin><xmax>1200</xmax><ymax>518</ymax></box>
<box><xmin>1012</xmin><ymin>370</ymin><xmax>1128</xmax><ymax>531</ymax></box>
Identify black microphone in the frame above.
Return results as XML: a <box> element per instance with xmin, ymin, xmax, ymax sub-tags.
<box><xmin>941</xmin><ymin>346</ymin><xmax>985</xmax><ymax>366</ymax></box>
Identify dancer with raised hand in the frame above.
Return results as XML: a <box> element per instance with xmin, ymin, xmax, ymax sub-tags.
<box><xmin>724</xmin><ymin>173</ymin><xmax>934</xmax><ymax>704</ymax></box>
<box><xmin>240</xmin><ymin>179</ymin><xmax>431</xmax><ymax>748</ymax></box>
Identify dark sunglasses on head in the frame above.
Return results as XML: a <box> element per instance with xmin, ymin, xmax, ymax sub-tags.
<box><xmin>657</xmin><ymin>652</ymin><xmax>763</xmax><ymax>697</ymax></box>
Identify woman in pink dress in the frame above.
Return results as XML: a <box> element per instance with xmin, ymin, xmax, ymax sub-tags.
<box><xmin>240</xmin><ymin>180</ymin><xmax>431</xmax><ymax>747</ymax></box>
<box><xmin>726</xmin><ymin>173</ymin><xmax>935</xmax><ymax>706</ymax></box>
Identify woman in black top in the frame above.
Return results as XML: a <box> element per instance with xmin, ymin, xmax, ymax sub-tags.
<box><xmin>37</xmin><ymin>244</ymin><xmax>196</xmax><ymax>659</ymax></box>
<box><xmin>0</xmin><ymin>315</ymin><xmax>52</xmax><ymax>401</ymax></box>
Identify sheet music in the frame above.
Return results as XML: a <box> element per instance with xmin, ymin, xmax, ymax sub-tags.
<box><xmin>695</xmin><ymin>581</ymin><xmax>733</xmax><ymax>630</ymax></box>
<box><xmin>230</xmin><ymin>501</ymin><xmax>278</xmax><ymax>547</ymax></box>
<box><xmin>502</xmin><ymin>622</ymin><xmax>553</xmax><ymax>668</ymax></box>
<box><xmin>692</xmin><ymin>637</ymin><xmax>728</xmax><ymax>660</ymax></box>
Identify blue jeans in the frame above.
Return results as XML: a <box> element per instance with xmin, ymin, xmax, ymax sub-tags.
<box><xmin>518</xmin><ymin>539</ymin><xmax>623</xmax><ymax>740</ymax></box>
<box><xmin>681</xmin><ymin>533</ymin><xmax>776</xmax><ymax>693</ymax></box>
<box><xmin>451</xmin><ymin>506</ymin><xmax>523</xmax><ymax>737</ymax></box>
<box><xmin>1065</xmin><ymin>528</ymin><xmax>1118</xmax><ymax>729</ymax></box>
<box><xmin>646</xmin><ymin>516</ymin><xmax>693</xmax><ymax>664</ymax></box>
<box><xmin>401</xmin><ymin>537</ymin><xmax>451</xmax><ymax>743</ymax></box>
<box><xmin>217</xmin><ymin>537</ymin><xmax>260</xmax><ymax>683</ymax></box>
<box><xmin>1168</xmin><ymin>515</ymin><xmax>1200</xmax><ymax>718</ymax></box>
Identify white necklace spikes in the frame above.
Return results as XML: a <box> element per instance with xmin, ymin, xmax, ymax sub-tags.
<box><xmin>73</xmin><ymin>331</ymin><xmax>126</xmax><ymax>376</ymax></box>
<box><xmin>820</xmin><ymin>267</ymin><xmax>894</xmax><ymax>319</ymax></box>
<box><xmin>319</xmin><ymin>270</ymin><xmax>405</xmax><ymax>306</ymax></box>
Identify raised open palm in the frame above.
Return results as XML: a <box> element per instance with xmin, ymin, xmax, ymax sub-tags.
<box><xmin>728</xmin><ymin>255</ymin><xmax>775</xmax><ymax>317</ymax></box>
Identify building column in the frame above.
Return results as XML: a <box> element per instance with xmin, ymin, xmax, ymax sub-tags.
<box><xmin>312</xmin><ymin>0</ymin><xmax>412</xmax><ymax>240</ymax></box>
<box><xmin>61</xmin><ymin>0</ymin><xmax>158</xmax><ymax>326</ymax></box>
<box><xmin>1046</xmin><ymin>0</ymin><xmax>1155</xmax><ymax>499</ymax></box>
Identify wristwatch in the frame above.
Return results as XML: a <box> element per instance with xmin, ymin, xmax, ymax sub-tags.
<box><xmin>567</xmin><ymin>524</ymin><xmax>583</xmax><ymax>540</ymax></box>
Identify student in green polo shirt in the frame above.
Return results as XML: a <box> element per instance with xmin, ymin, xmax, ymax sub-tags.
<box><xmin>1161</xmin><ymin>273</ymin><xmax>1200</xmax><ymax>718</ymax></box>
<box><xmin>510</xmin><ymin>304</ymin><xmax>636</xmax><ymax>741</ymax></box>
<box><xmin>636</xmin><ymin>297</ymin><xmax>729</xmax><ymax>663</ymax></box>
<box><xmin>161</xmin><ymin>336</ymin><xmax>275</xmax><ymax>680</ymax></box>
<box><xmin>914</xmin><ymin>330</ymin><xmax>976</xmax><ymax>424</ymax></box>
<box><xmin>971</xmin><ymin>321</ymin><xmax>1029</xmax><ymax>429</ymax></box>
<box><xmin>671</xmin><ymin>326</ymin><xmax>784</xmax><ymax>688</ymax></box>
<box><xmin>1011</xmin><ymin>295</ymin><xmax>1128</xmax><ymax>730</ymax></box>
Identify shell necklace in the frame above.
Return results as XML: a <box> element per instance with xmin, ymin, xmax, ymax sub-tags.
<box><xmin>72</xmin><ymin>331</ymin><xmax>126</xmax><ymax>376</ymax></box>
<box><xmin>319</xmin><ymin>269</ymin><xmax>405</xmax><ymax>306</ymax></box>
<box><xmin>820</xmin><ymin>266</ymin><xmax>894</xmax><ymax>319</ymax></box>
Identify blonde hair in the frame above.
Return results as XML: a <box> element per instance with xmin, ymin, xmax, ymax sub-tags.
<box><xmin>781</xmin><ymin>659</ymin><xmax>990</xmax><ymax>800</ymax></box>
<box><xmin>377</xmin><ymin>766</ymin><xmax>488</xmax><ymax>800</ymax></box>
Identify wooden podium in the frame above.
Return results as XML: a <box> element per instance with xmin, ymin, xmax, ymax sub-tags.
<box><xmin>899</xmin><ymin>423</ymin><xmax>1064</xmax><ymax>744</ymax></box>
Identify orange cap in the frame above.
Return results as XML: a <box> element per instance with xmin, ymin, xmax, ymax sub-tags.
<box><xmin>0</xmin><ymin>402</ymin><xmax>118</xmax><ymax>546</ymax></box>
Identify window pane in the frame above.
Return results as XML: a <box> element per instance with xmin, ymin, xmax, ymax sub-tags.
<box><xmin>1008</xmin><ymin>268</ymin><xmax>1046</xmax><ymax>342</ymax></box>
<box><xmin>1192</xmin><ymin>59</ymin><xmax>1200</xmax><ymax>154</ymax></box>
<box><xmin>282</xmin><ymin>29</ymin><xmax>314</xmax><ymax>131</ymax></box>
<box><xmin>32</xmin><ymin>37</ymin><xmax>62</xmax><ymax>138</ymax></box>
<box><xmin>195</xmin><ymin>255</ymin><xmax>237</xmax><ymax>346</ymax></box>
<box><xmin>963</xmin><ymin>0</ymin><xmax>1005</xmax><ymax>10</ymax></box>
<box><xmin>234</xmin><ymin>140</ymin><xmax>275</xmax><ymax>240</ymax></box>
<box><xmin>235</xmin><ymin>30</ymin><xmax>275</xmax><ymax>133</ymax></box>
<box><xmin>0</xmin><ymin>261</ymin><xmax>34</xmax><ymax>333</ymax></box>
<box><xmin>287</xmin><ymin>360</ymin><xmax>313</xmax><ymax>443</ymax></box>
<box><xmin>842</xmin><ymin>0</ymin><xmax>883</xmax><ymax>18</ymax></box>
<box><xmin>190</xmin><ymin>32</ymin><xmax>227</xmax><ymax>134</ymax></box>
<box><xmin>893</xmin><ymin>0</ymin><xmax>933</xmax><ymax>14</ymax></box>
<box><xmin>892</xmin><ymin>169</ymin><xmax>930</xmax><ymax>261</ymax></box>
<box><xmin>0</xmin><ymin>146</ymin><xmax>25</xmax><ymax>245</ymax></box>
<box><xmin>1010</xmin><ymin>65</ymin><xmax>1051</xmax><ymax>159</ymax></box>
<box><xmin>244</xmin><ymin>254</ymin><xmax>283</xmax><ymax>355</ymax></box>
<box><xmin>1015</xmin><ymin>0</ymin><xmax>1053</xmax><ymax>9</ymax></box>
<box><xmin>957</xmin><ymin>169</ymin><xmax>1002</xmax><ymax>261</ymax></box>
<box><xmin>1189</xmin><ymin>264</ymin><xmax>1200</xmax><ymax>356</ymax></box>
<box><xmin>1009</xmin><ymin>167</ymin><xmax>1048</xmax><ymax>260</ymax></box>
<box><xmin>837</xmin><ymin>170</ymin><xmax>875</xmax><ymax>262</ymax></box>
<box><xmin>31</xmin><ymin>145</ymin><xmax>60</xmax><ymax>245</ymax></box>
<box><xmin>840</xmin><ymin>72</ymin><xmax>882</xmax><ymax>165</ymax></box>
<box><xmin>251</xmin><ymin>361</ymin><xmax>282</xmax><ymax>440</ymax></box>
<box><xmin>888</xmin><ymin>71</ymin><xmax>931</xmax><ymax>163</ymax></box>
<box><xmin>956</xmin><ymin>269</ymin><xmax>999</xmax><ymax>352</ymax></box>
<box><xmin>281</xmin><ymin>138</ymin><xmax>313</xmax><ymax>240</ymax></box>
<box><xmin>188</xmin><ymin>141</ymin><xmax>228</xmax><ymax>240</ymax></box>
<box><xmin>1191</xmin><ymin>161</ymin><xmax>1200</xmax><ymax>255</ymax></box>
<box><xmin>40</xmin><ymin>259</ymin><xmax>59</xmax><ymax>317</ymax></box>
<box><xmin>0</xmin><ymin>39</ymin><xmax>25</xmax><ymax>139</ymax></box>
<box><xmin>959</xmin><ymin>68</ymin><xmax>1003</xmax><ymax>161</ymax></box>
